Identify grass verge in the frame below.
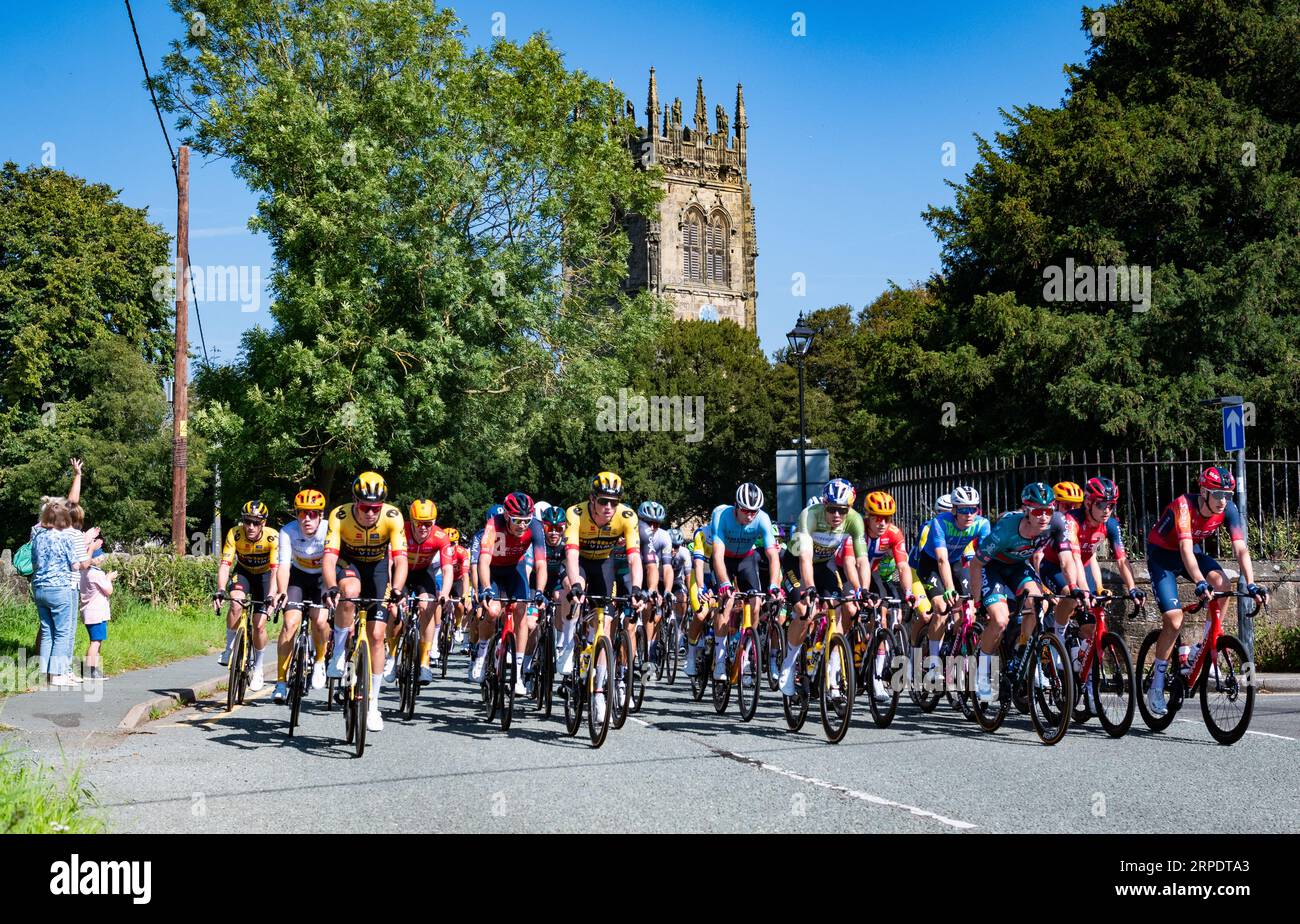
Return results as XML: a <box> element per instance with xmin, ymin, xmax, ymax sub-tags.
<box><xmin>0</xmin><ymin>590</ymin><xmax>223</xmax><ymax>678</ymax></box>
<box><xmin>0</xmin><ymin>744</ymin><xmax>104</xmax><ymax>833</ymax></box>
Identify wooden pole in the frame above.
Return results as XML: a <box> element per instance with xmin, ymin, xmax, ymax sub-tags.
<box><xmin>172</xmin><ymin>146</ymin><xmax>190</xmax><ymax>556</ymax></box>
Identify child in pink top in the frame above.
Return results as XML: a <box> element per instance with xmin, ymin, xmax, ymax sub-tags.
<box><xmin>80</xmin><ymin>548</ymin><xmax>116</xmax><ymax>680</ymax></box>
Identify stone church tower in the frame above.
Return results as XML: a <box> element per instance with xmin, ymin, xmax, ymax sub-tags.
<box><xmin>623</xmin><ymin>70</ymin><xmax>757</xmax><ymax>331</ymax></box>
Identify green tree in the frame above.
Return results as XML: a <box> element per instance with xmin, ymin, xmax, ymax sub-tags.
<box><xmin>156</xmin><ymin>0</ymin><xmax>665</xmax><ymax>516</ymax></box>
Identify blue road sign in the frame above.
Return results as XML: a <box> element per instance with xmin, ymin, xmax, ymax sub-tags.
<box><xmin>1223</xmin><ymin>405</ymin><xmax>1245</xmax><ymax>453</ymax></box>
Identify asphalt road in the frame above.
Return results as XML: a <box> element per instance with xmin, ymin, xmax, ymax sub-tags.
<box><xmin>69</xmin><ymin>651</ymin><xmax>1300</xmax><ymax>833</ymax></box>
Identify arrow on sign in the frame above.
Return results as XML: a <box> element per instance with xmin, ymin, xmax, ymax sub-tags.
<box><xmin>1227</xmin><ymin>408</ymin><xmax>1242</xmax><ymax>439</ymax></box>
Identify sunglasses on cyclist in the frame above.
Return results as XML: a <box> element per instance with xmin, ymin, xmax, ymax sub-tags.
<box><xmin>508</xmin><ymin>516</ymin><xmax>533</xmax><ymax>527</ymax></box>
<box><xmin>241</xmin><ymin>517</ymin><xmax>265</xmax><ymax>527</ymax></box>
<box><xmin>825</xmin><ymin>505</ymin><xmax>848</xmax><ymax>516</ymax></box>
<box><xmin>954</xmin><ymin>506</ymin><xmax>979</xmax><ymax>516</ymax></box>
<box><xmin>593</xmin><ymin>497</ymin><xmax>618</xmax><ymax>508</ymax></box>
<box><xmin>1206</xmin><ymin>489</ymin><xmax>1233</xmax><ymax>501</ymax></box>
<box><xmin>1026</xmin><ymin>506</ymin><xmax>1054</xmax><ymax>517</ymax></box>
<box><xmin>297</xmin><ymin>509</ymin><xmax>322</xmax><ymax>518</ymax></box>
<box><xmin>356</xmin><ymin>503</ymin><xmax>382</xmax><ymax>514</ymax></box>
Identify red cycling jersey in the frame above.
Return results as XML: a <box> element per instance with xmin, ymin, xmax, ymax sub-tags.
<box><xmin>1147</xmin><ymin>493</ymin><xmax>1245</xmax><ymax>551</ymax></box>
<box><xmin>866</xmin><ymin>524</ymin><xmax>908</xmax><ymax>572</ymax></box>
<box><xmin>450</xmin><ymin>545</ymin><xmax>470</xmax><ymax>581</ymax></box>
<box><xmin>404</xmin><ymin>522</ymin><xmax>453</xmax><ymax>572</ymax></box>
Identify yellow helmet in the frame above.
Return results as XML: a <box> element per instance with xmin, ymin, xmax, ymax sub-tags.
<box><xmin>1053</xmin><ymin>481</ymin><xmax>1084</xmax><ymax>507</ymax></box>
<box><xmin>409</xmin><ymin>499</ymin><xmax>437</xmax><ymax>523</ymax></box>
<box><xmin>444</xmin><ymin>527</ymin><xmax>460</xmax><ymax>544</ymax></box>
<box><xmin>865</xmin><ymin>490</ymin><xmax>897</xmax><ymax>517</ymax></box>
<box><xmin>240</xmin><ymin>500</ymin><xmax>268</xmax><ymax>520</ymax></box>
<box><xmin>294</xmin><ymin>489</ymin><xmax>326</xmax><ymax>511</ymax></box>
<box><xmin>590</xmin><ymin>470</ymin><xmax>624</xmax><ymax>498</ymax></box>
<box><xmin>352</xmin><ymin>471</ymin><xmax>388</xmax><ymax>503</ymax></box>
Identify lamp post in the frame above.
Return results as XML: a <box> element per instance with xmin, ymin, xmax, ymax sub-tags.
<box><xmin>786</xmin><ymin>313</ymin><xmax>816</xmax><ymax>510</ymax></box>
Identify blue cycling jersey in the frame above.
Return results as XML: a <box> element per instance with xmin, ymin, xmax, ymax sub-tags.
<box><xmin>974</xmin><ymin>511</ymin><xmax>1073</xmax><ymax>565</ymax></box>
<box><xmin>709</xmin><ymin>505</ymin><xmax>777</xmax><ymax>559</ymax></box>
<box><xmin>920</xmin><ymin>512</ymin><xmax>991</xmax><ymax>562</ymax></box>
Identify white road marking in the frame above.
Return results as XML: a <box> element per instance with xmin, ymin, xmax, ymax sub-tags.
<box><xmin>1174</xmin><ymin>717</ymin><xmax>1296</xmax><ymax>741</ymax></box>
<box><xmin>628</xmin><ymin>716</ymin><xmax>977</xmax><ymax>831</ymax></box>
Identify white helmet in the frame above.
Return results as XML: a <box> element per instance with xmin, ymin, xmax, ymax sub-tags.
<box><xmin>951</xmin><ymin>486</ymin><xmax>980</xmax><ymax>508</ymax></box>
<box><xmin>735</xmin><ymin>482</ymin><xmax>765</xmax><ymax>511</ymax></box>
<box><xmin>936</xmin><ymin>493</ymin><xmax>952</xmax><ymax>513</ymax></box>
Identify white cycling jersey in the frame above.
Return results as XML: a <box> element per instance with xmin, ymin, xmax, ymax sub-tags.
<box><xmin>278</xmin><ymin>519</ymin><xmax>327</xmax><ymax>574</ymax></box>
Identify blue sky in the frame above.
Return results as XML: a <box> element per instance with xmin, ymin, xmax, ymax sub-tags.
<box><xmin>1</xmin><ymin>1</ymin><xmax>1093</xmax><ymax>362</ymax></box>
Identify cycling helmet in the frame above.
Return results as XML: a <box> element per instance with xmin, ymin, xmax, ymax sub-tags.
<box><xmin>591</xmin><ymin>471</ymin><xmax>624</xmax><ymax>498</ymax></box>
<box><xmin>669</xmin><ymin>527</ymin><xmax>684</xmax><ymax>547</ymax></box>
<box><xmin>1199</xmin><ymin>466</ymin><xmax>1236</xmax><ymax>493</ymax></box>
<box><xmin>1021</xmin><ymin>482</ymin><xmax>1055</xmax><ymax>507</ymax></box>
<box><xmin>821</xmin><ymin>478</ymin><xmax>856</xmax><ymax>507</ymax></box>
<box><xmin>294</xmin><ymin>489</ymin><xmax>326</xmax><ymax>512</ymax></box>
<box><xmin>240</xmin><ymin>500</ymin><xmax>269</xmax><ymax>520</ymax></box>
<box><xmin>444</xmin><ymin>527</ymin><xmax>460</xmax><ymax>544</ymax></box>
<box><xmin>409</xmin><ymin>499</ymin><xmax>437</xmax><ymax>522</ymax></box>
<box><xmin>864</xmin><ymin>490</ymin><xmax>896</xmax><ymax>517</ymax></box>
<box><xmin>1085</xmin><ymin>476</ymin><xmax>1119</xmax><ymax>504</ymax></box>
<box><xmin>503</xmin><ymin>491</ymin><xmax>534</xmax><ymax>518</ymax></box>
<box><xmin>1053</xmin><ymin>481</ymin><xmax>1084</xmax><ymax>506</ymax></box>
<box><xmin>935</xmin><ymin>493</ymin><xmax>953</xmax><ymax>513</ymax></box>
<box><xmin>352</xmin><ymin>471</ymin><xmax>388</xmax><ymax>503</ymax></box>
<box><xmin>735</xmin><ymin>483</ymin><xmax>765</xmax><ymax>512</ymax></box>
<box><xmin>951</xmin><ymin>485</ymin><xmax>980</xmax><ymax>508</ymax></box>
<box><xmin>638</xmin><ymin>500</ymin><xmax>667</xmax><ymax>523</ymax></box>
<box><xmin>541</xmin><ymin>505</ymin><xmax>567</xmax><ymax>527</ymax></box>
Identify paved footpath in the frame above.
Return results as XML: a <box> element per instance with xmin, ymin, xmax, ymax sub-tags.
<box><xmin>3</xmin><ymin>652</ymin><xmax>1299</xmax><ymax>833</ymax></box>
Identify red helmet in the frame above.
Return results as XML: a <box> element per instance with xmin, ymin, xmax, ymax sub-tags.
<box><xmin>503</xmin><ymin>491</ymin><xmax>535</xmax><ymax>518</ymax></box>
<box><xmin>1084</xmin><ymin>476</ymin><xmax>1119</xmax><ymax>504</ymax></box>
<box><xmin>1199</xmin><ymin>466</ymin><xmax>1236</xmax><ymax>493</ymax></box>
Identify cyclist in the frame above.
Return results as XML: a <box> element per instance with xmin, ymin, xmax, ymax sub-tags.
<box><xmin>561</xmin><ymin>472</ymin><xmax>645</xmax><ymax>727</ymax></box>
<box><xmin>633</xmin><ymin>500</ymin><xmax>674</xmax><ymax>672</ymax></box>
<box><xmin>1143</xmin><ymin>466</ymin><xmax>1268</xmax><ymax>717</ymax></box>
<box><xmin>776</xmin><ymin>478</ymin><xmax>866</xmax><ymax>699</ymax></box>
<box><xmin>215</xmin><ymin>500</ymin><xmax>280</xmax><ymax>691</ymax></box>
<box><xmin>857</xmin><ymin>490</ymin><xmax>916</xmax><ymax>700</ymax></box>
<box><xmin>970</xmin><ymin>482</ymin><xmax>1078</xmax><ymax>704</ymax></box>
<box><xmin>271</xmin><ymin>490</ymin><xmax>329</xmax><ymax>703</ymax></box>
<box><xmin>669</xmin><ymin>528</ymin><xmax>690</xmax><ymax>628</ymax></box>
<box><xmin>913</xmin><ymin>486</ymin><xmax>990</xmax><ymax>683</ymax></box>
<box><xmin>683</xmin><ymin>507</ymin><xmax>724</xmax><ymax>678</ymax></box>
<box><xmin>476</xmin><ymin>492</ymin><xmax>548</xmax><ymax>693</ymax></box>
<box><xmin>1042</xmin><ymin>477</ymin><xmax>1146</xmax><ymax>668</ymax></box>
<box><xmin>903</xmin><ymin>493</ymin><xmax>951</xmax><ymax>619</ymax></box>
<box><xmin>708</xmin><ymin>484</ymin><xmax>782</xmax><ymax>682</ymax></box>
<box><xmin>321</xmin><ymin>472</ymin><xmax>408</xmax><ymax>733</ymax></box>
<box><xmin>449</xmin><ymin>530</ymin><xmax>473</xmax><ymax>647</ymax></box>
<box><xmin>399</xmin><ymin>499</ymin><xmax>454</xmax><ymax>684</ymax></box>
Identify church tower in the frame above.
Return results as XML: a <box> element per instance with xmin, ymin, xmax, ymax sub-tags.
<box><xmin>624</xmin><ymin>70</ymin><xmax>757</xmax><ymax>331</ymax></box>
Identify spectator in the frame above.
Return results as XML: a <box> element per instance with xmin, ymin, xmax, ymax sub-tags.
<box><xmin>81</xmin><ymin>546</ymin><xmax>115</xmax><ymax>680</ymax></box>
<box><xmin>30</xmin><ymin>498</ymin><xmax>90</xmax><ymax>686</ymax></box>
<box><xmin>32</xmin><ymin>458</ymin><xmax>86</xmax><ymax>656</ymax></box>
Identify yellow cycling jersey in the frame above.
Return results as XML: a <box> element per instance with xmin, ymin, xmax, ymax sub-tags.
<box><xmin>564</xmin><ymin>501</ymin><xmax>640</xmax><ymax>561</ymax></box>
<box><xmin>324</xmin><ymin>503</ymin><xmax>407</xmax><ymax>564</ymax></box>
<box><xmin>221</xmin><ymin>525</ymin><xmax>279</xmax><ymax>575</ymax></box>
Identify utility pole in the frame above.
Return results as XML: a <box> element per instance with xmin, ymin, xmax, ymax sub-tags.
<box><xmin>171</xmin><ymin>146</ymin><xmax>190</xmax><ymax>556</ymax></box>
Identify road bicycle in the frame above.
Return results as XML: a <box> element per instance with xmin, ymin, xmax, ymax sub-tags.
<box><xmin>436</xmin><ymin>598</ymin><xmax>457</xmax><ymax>677</ymax></box>
<box><xmin>395</xmin><ymin>592</ymin><xmax>439</xmax><ymax>720</ymax></box>
<box><xmin>654</xmin><ymin>593</ymin><xmax>681</xmax><ymax>685</ymax></box>
<box><xmin>482</xmin><ymin>595</ymin><xmax>535</xmax><ymax>732</ymax></box>
<box><xmin>279</xmin><ymin>599</ymin><xmax>316</xmax><ymax>736</ymax></box>
<box><xmin>688</xmin><ymin>596</ymin><xmax>718</xmax><ymax>703</ymax></box>
<box><xmin>609</xmin><ymin>596</ymin><xmax>643</xmax><ymax>728</ymax></box>
<box><xmin>972</xmin><ymin>591</ymin><xmax>1075</xmax><ymax>745</ymax></box>
<box><xmin>781</xmin><ymin>590</ymin><xmax>856</xmax><ymax>743</ymax></box>
<box><xmin>560</xmin><ymin>592</ymin><xmax>620</xmax><ymax>748</ymax></box>
<box><xmin>936</xmin><ymin>593</ymin><xmax>982</xmax><ymax>721</ymax></box>
<box><xmin>1065</xmin><ymin>591</ymin><xmax>1136</xmax><ymax>737</ymax></box>
<box><xmin>215</xmin><ymin>594</ymin><xmax>270</xmax><ymax>713</ymax></box>
<box><xmin>757</xmin><ymin>595</ymin><xmax>787</xmax><ymax>692</ymax></box>
<box><xmin>709</xmin><ymin>590</ymin><xmax>765</xmax><ymax>722</ymax></box>
<box><xmin>525</xmin><ymin>595</ymin><xmax>558</xmax><ymax>719</ymax></box>
<box><xmin>854</xmin><ymin>592</ymin><xmax>909</xmax><ymax>728</ymax></box>
<box><xmin>1135</xmin><ymin>589</ymin><xmax>1263</xmax><ymax>745</ymax></box>
<box><xmin>335</xmin><ymin>596</ymin><xmax>386</xmax><ymax>758</ymax></box>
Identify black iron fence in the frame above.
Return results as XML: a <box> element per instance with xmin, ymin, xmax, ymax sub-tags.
<box><xmin>861</xmin><ymin>447</ymin><xmax>1300</xmax><ymax>560</ymax></box>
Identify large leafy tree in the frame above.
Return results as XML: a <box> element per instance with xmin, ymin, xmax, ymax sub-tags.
<box><xmin>156</xmin><ymin>0</ymin><xmax>665</xmax><ymax>518</ymax></box>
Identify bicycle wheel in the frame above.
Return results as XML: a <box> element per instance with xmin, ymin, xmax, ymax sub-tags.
<box><xmin>711</xmin><ymin>639</ymin><xmax>732</xmax><ymax>715</ymax></box>
<box><xmin>689</xmin><ymin>639</ymin><xmax>709</xmax><ymax>702</ymax></box>
<box><xmin>867</xmin><ymin>627</ymin><xmax>901</xmax><ymax>728</ymax></box>
<box><xmin>1135</xmin><ymin>629</ymin><xmax>1183</xmax><ymax>732</ymax></box>
<box><xmin>955</xmin><ymin>623</ymin><xmax>983</xmax><ymax>722</ymax></box>
<box><xmin>500</xmin><ymin>633</ymin><xmax>516</xmax><ymax>732</ymax></box>
<box><xmin>736</xmin><ymin>627</ymin><xmax>760</xmax><ymax>722</ymax></box>
<box><xmin>226</xmin><ymin>625</ymin><xmax>245</xmax><ymax>712</ymax></box>
<box><xmin>536</xmin><ymin>621</ymin><xmax>555</xmax><ymax>719</ymax></box>
<box><xmin>612</xmin><ymin>630</ymin><xmax>632</xmax><ymax>730</ymax></box>
<box><xmin>1028</xmin><ymin>632</ymin><xmax>1072</xmax><ymax>745</ymax></box>
<box><xmin>1200</xmin><ymin>634</ymin><xmax>1254</xmax><ymax>745</ymax></box>
<box><xmin>400</xmin><ymin>625</ymin><xmax>419</xmax><ymax>721</ymax></box>
<box><xmin>1088</xmin><ymin>632</ymin><xmax>1134</xmax><ymax>737</ymax></box>
<box><xmin>819</xmin><ymin>635</ymin><xmax>855</xmax><ymax>743</ymax></box>
<box><xmin>972</xmin><ymin>647</ymin><xmax>1008</xmax><ymax>732</ymax></box>
<box><xmin>666</xmin><ymin>618</ymin><xmax>680</xmax><ymax>685</ymax></box>
<box><xmin>631</xmin><ymin>627</ymin><xmax>647</xmax><ymax>714</ymax></box>
<box><xmin>438</xmin><ymin>617</ymin><xmax>452</xmax><ymax>678</ymax></box>
<box><xmin>589</xmin><ymin>636</ymin><xmax>614</xmax><ymax>748</ymax></box>
<box><xmin>765</xmin><ymin>619</ymin><xmax>785</xmax><ymax>692</ymax></box>
<box><xmin>562</xmin><ymin>660</ymin><xmax>583</xmax><ymax>736</ymax></box>
<box><xmin>353</xmin><ymin>645</ymin><xmax>370</xmax><ymax>758</ymax></box>
<box><xmin>484</xmin><ymin>637</ymin><xmax>499</xmax><ymax>721</ymax></box>
<box><xmin>782</xmin><ymin>644</ymin><xmax>811</xmax><ymax>732</ymax></box>
<box><xmin>287</xmin><ymin>632</ymin><xmax>307</xmax><ymax>736</ymax></box>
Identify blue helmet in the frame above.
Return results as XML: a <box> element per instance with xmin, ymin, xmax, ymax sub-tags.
<box><xmin>822</xmin><ymin>478</ymin><xmax>856</xmax><ymax>507</ymax></box>
<box><xmin>541</xmin><ymin>505</ymin><xmax>567</xmax><ymax>526</ymax></box>
<box><xmin>637</xmin><ymin>500</ymin><xmax>666</xmax><ymax>523</ymax></box>
<box><xmin>669</xmin><ymin>527</ymin><xmax>685</xmax><ymax>547</ymax></box>
<box><xmin>1020</xmin><ymin>482</ymin><xmax>1055</xmax><ymax>507</ymax></box>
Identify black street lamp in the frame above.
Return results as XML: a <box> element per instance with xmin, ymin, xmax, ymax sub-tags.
<box><xmin>786</xmin><ymin>313</ymin><xmax>816</xmax><ymax>511</ymax></box>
